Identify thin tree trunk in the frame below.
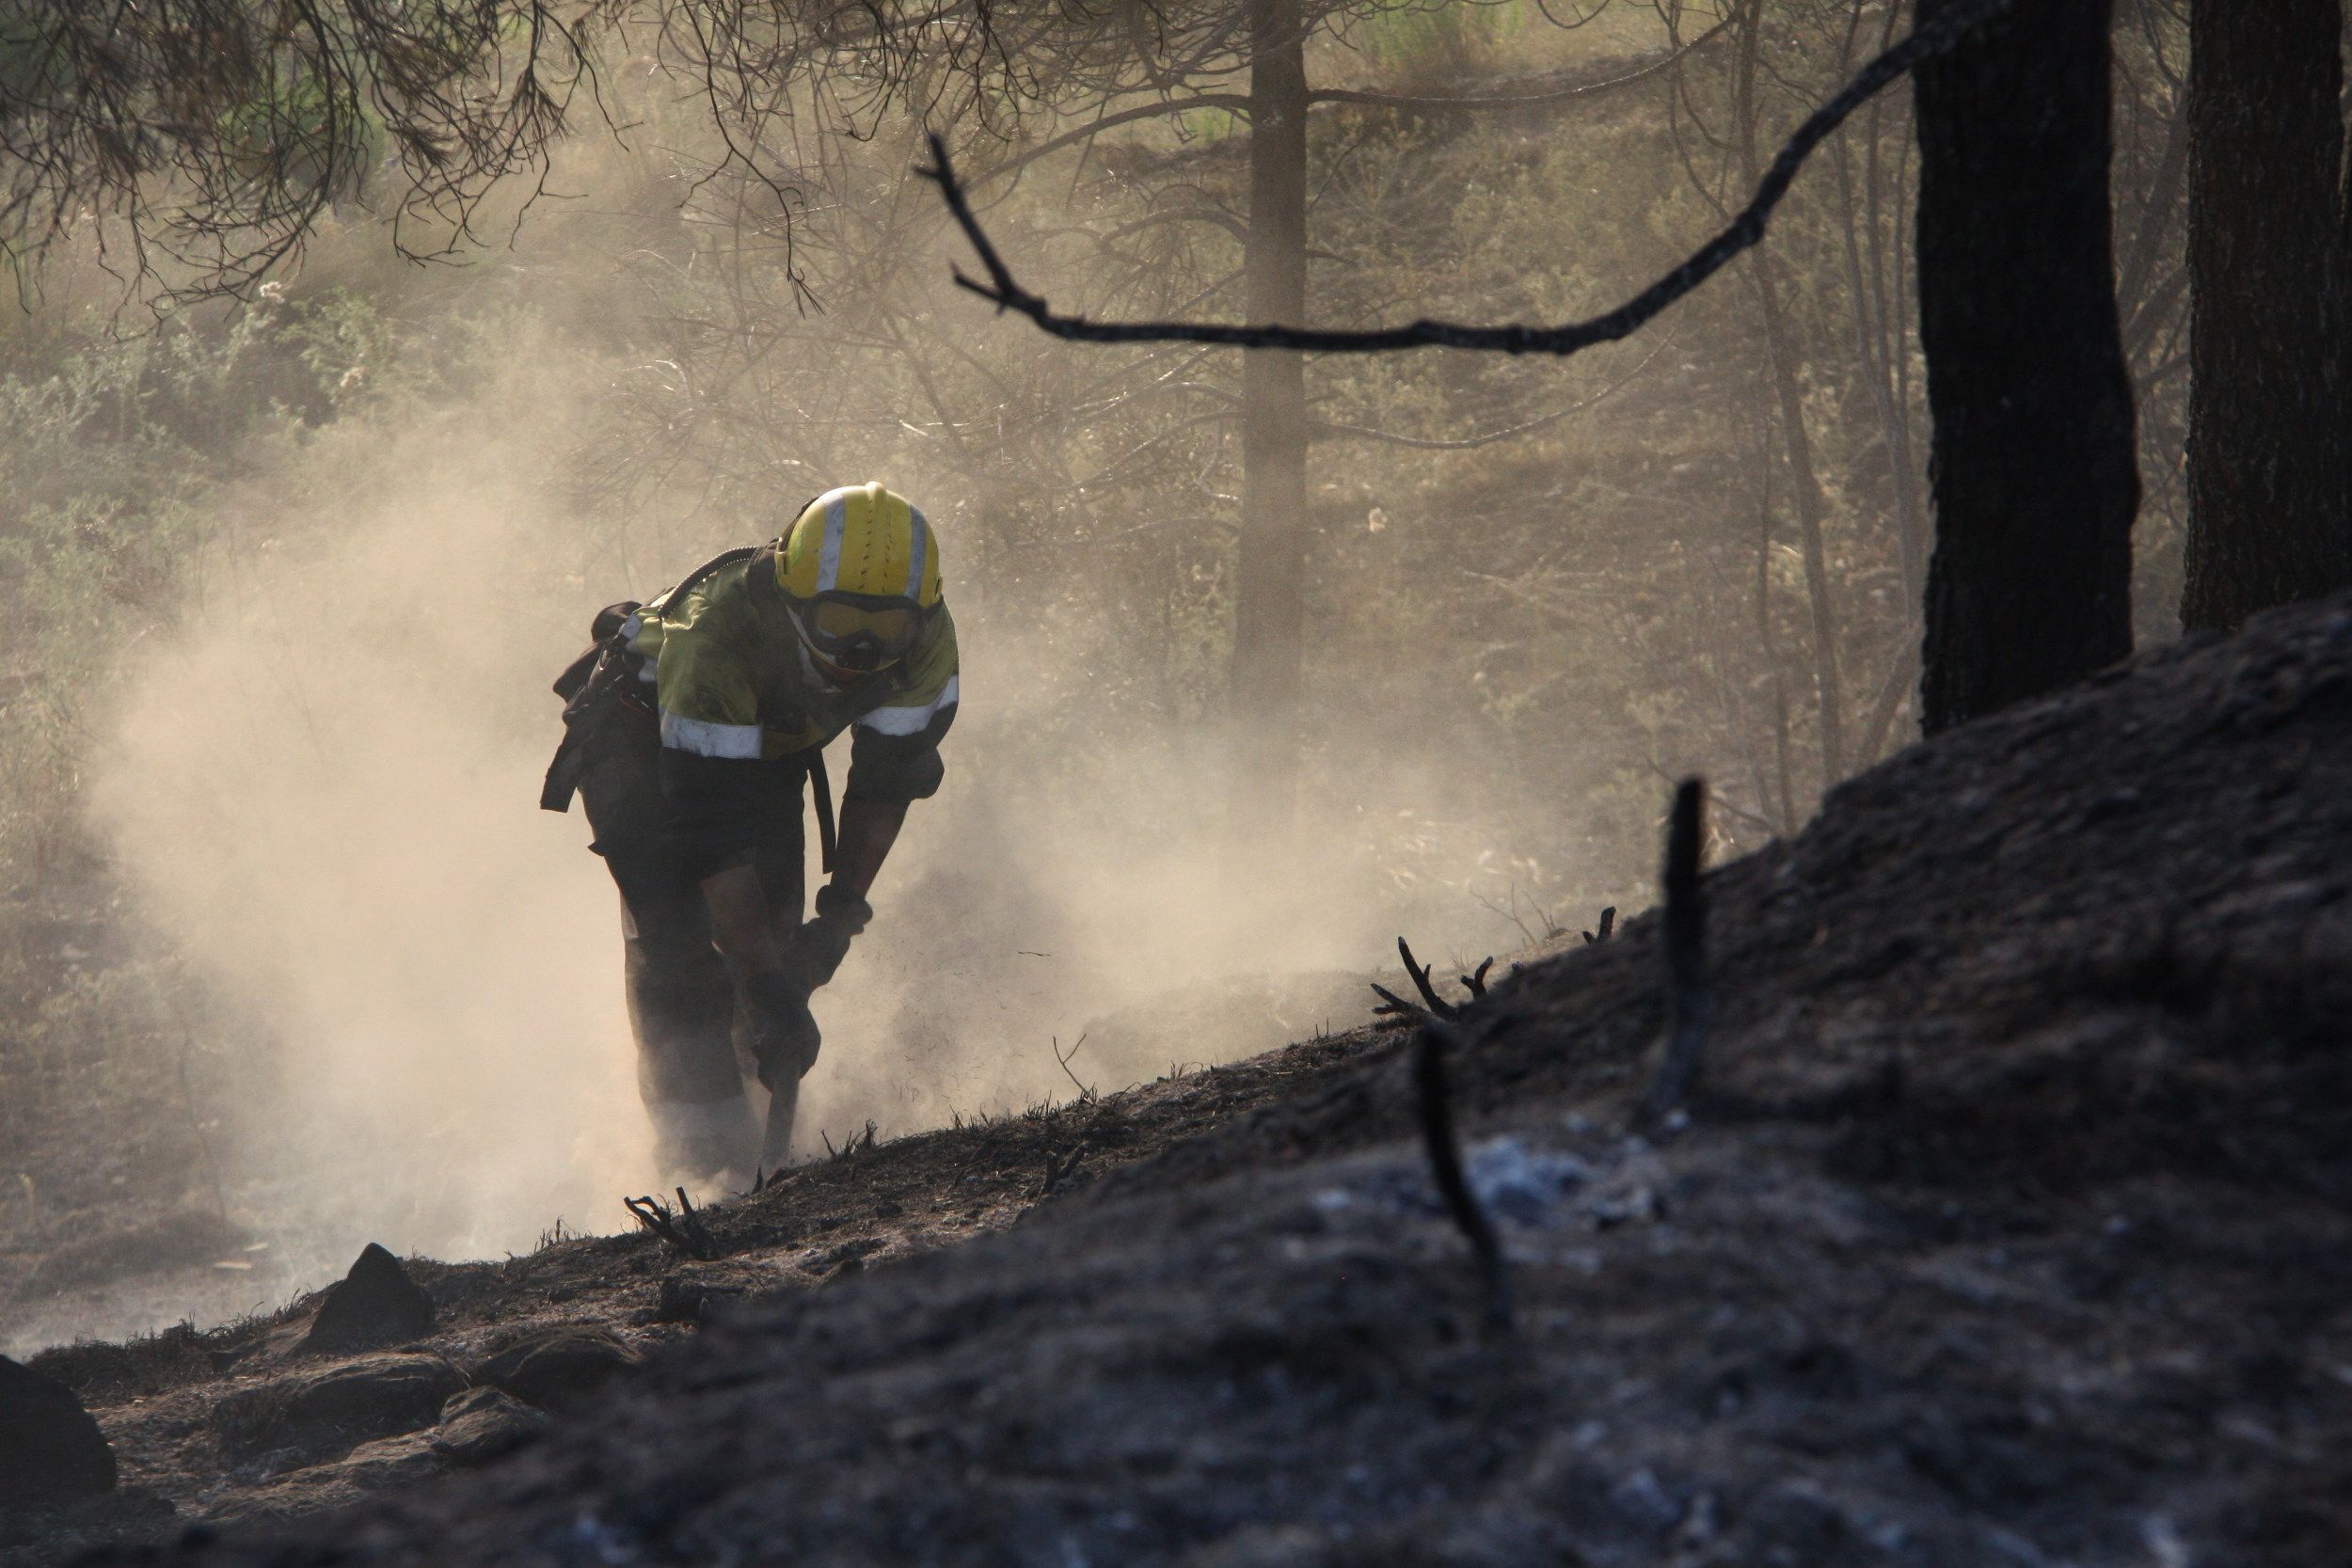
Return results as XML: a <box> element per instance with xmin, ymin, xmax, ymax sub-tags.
<box><xmin>1752</xmin><ymin>269</ymin><xmax>1849</xmax><ymax>783</ymax></box>
<box><xmin>1914</xmin><ymin>0</ymin><xmax>2137</xmax><ymax>733</ymax></box>
<box><xmin>2114</xmin><ymin>90</ymin><xmax>2188</xmax><ymax>332</ymax></box>
<box><xmin>1744</xmin><ymin>356</ymin><xmax>1798</xmax><ymax>836</ymax></box>
<box><xmin>1862</xmin><ymin>2</ymin><xmax>1930</xmax><ymax>609</ymax></box>
<box><xmin>2179</xmin><ymin>0</ymin><xmax>2347</xmax><ymax>634</ymax></box>
<box><xmin>1232</xmin><ymin>0</ymin><xmax>1310</xmax><ymax>814</ymax></box>
<box><xmin>1834</xmin><ymin>136</ymin><xmax>1925</xmax><ymax>610</ymax></box>
<box><xmin>1734</xmin><ymin>0</ymin><xmax>1846</xmax><ymax>784</ymax></box>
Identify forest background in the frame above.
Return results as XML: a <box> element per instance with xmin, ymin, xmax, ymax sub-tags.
<box><xmin>0</xmin><ymin>0</ymin><xmax>2194</xmax><ymax>1352</ymax></box>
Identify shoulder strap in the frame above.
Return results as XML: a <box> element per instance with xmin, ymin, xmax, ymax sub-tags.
<box><xmin>648</xmin><ymin>546</ymin><xmax>757</xmax><ymax>613</ymax></box>
<box><xmin>808</xmin><ymin>749</ymin><xmax>836</xmax><ymax>875</ymax></box>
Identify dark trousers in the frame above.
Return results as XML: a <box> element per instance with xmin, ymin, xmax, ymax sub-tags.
<box><xmin>577</xmin><ymin>708</ymin><xmax>806</xmax><ymax>1175</ymax></box>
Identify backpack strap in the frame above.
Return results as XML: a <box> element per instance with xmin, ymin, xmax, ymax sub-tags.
<box><xmin>808</xmin><ymin>749</ymin><xmax>837</xmax><ymax>875</ymax></box>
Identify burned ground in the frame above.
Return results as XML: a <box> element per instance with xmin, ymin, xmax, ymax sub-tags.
<box><xmin>13</xmin><ymin>594</ymin><xmax>2352</xmax><ymax>1566</ymax></box>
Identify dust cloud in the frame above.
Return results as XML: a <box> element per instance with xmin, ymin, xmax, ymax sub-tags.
<box><xmin>87</xmin><ymin>348</ymin><xmax>649</xmax><ymax>1267</ymax></box>
<box><xmin>79</xmin><ymin>320</ymin><xmax>1458</xmax><ymax>1284</ymax></box>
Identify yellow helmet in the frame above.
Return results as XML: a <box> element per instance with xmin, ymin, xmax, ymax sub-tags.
<box><xmin>777</xmin><ymin>482</ymin><xmax>944</xmax><ymax>608</ymax></box>
<box><xmin>775</xmin><ymin>483</ymin><xmax>943</xmax><ymax>678</ymax></box>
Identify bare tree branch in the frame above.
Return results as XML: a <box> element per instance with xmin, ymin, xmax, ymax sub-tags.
<box><xmin>919</xmin><ymin>0</ymin><xmax>2018</xmax><ymax>356</ymax></box>
<box><xmin>1303</xmin><ymin>16</ymin><xmax>1733</xmax><ymax>111</ymax></box>
<box><xmin>966</xmin><ymin>93</ymin><xmax>1253</xmax><ymax>190</ymax></box>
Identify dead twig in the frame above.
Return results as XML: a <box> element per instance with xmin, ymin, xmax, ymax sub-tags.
<box><xmin>1400</xmin><ymin>938</ymin><xmax>1455</xmax><ymax>1018</ymax></box>
<box><xmin>1639</xmin><ymin>781</ymin><xmax>1710</xmax><ymax>1127</ymax></box>
<box><xmin>1038</xmin><ymin>1140</ymin><xmax>1089</xmax><ymax>1198</ymax></box>
<box><xmin>1053</xmin><ymin>1033</ymin><xmax>1097</xmax><ymax>1102</ymax></box>
<box><xmin>1474</xmin><ymin>882</ymin><xmax>1566</xmax><ymax>946</ymax></box>
<box><xmin>1373</xmin><ymin>938</ymin><xmax>1496</xmax><ymax>1022</ymax></box>
<box><xmin>1583</xmin><ymin>906</ymin><xmax>1619</xmax><ymax>944</ymax></box>
<box><xmin>1415</xmin><ymin>1022</ymin><xmax>1511</xmax><ymax>1338</ymax></box>
<box><xmin>623</xmin><ymin>1187</ymin><xmax>719</xmax><ymax>1261</ymax></box>
<box><xmin>820</xmin><ymin>1121</ymin><xmax>881</xmax><ymax>1161</ymax></box>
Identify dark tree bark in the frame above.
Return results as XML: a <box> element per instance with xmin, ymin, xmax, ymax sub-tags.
<box><xmin>2179</xmin><ymin>0</ymin><xmax>2347</xmax><ymax>635</ymax></box>
<box><xmin>1231</xmin><ymin>0</ymin><xmax>1311</xmax><ymax>812</ymax></box>
<box><xmin>1914</xmin><ymin>0</ymin><xmax>2137</xmax><ymax>733</ymax></box>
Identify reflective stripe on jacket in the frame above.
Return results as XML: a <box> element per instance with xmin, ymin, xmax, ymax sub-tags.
<box><xmin>624</xmin><ymin>553</ymin><xmax>958</xmax><ymax>875</ymax></box>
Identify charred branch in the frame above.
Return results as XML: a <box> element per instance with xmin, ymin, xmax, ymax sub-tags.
<box><xmin>624</xmin><ymin>1187</ymin><xmax>720</xmax><ymax>1260</ymax></box>
<box><xmin>1399</xmin><ymin>938</ymin><xmax>1454</xmax><ymax>1020</ymax></box>
<box><xmin>1639</xmin><ymin>780</ymin><xmax>1710</xmax><ymax>1127</ymax></box>
<box><xmin>1372</xmin><ymin>938</ymin><xmax>1495</xmax><ymax>1023</ymax></box>
<box><xmin>1038</xmin><ymin>1141</ymin><xmax>1089</xmax><ymax>1198</ymax></box>
<box><xmin>819</xmin><ymin>1121</ymin><xmax>882</xmax><ymax>1161</ymax></box>
<box><xmin>1414</xmin><ymin>1022</ymin><xmax>1510</xmax><ymax>1338</ymax></box>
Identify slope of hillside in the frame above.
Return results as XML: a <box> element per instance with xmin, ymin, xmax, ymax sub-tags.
<box><xmin>21</xmin><ymin>594</ymin><xmax>2352</xmax><ymax>1567</ymax></box>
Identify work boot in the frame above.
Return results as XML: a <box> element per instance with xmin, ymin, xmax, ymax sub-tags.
<box><xmin>645</xmin><ymin>1094</ymin><xmax>759</xmax><ymax>1190</ymax></box>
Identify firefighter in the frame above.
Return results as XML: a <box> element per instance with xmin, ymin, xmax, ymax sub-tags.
<box><xmin>543</xmin><ymin>483</ymin><xmax>958</xmax><ymax>1185</ymax></box>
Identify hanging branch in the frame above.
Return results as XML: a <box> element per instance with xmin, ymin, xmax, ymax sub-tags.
<box><xmin>0</xmin><ymin>0</ymin><xmax>611</xmax><ymax>302</ymax></box>
<box><xmin>918</xmin><ymin>0</ymin><xmax>2019</xmax><ymax>356</ymax></box>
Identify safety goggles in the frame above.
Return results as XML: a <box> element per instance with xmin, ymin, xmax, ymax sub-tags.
<box><xmin>788</xmin><ymin>594</ymin><xmax>924</xmax><ymax>677</ymax></box>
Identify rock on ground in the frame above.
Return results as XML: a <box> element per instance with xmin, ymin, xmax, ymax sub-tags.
<box><xmin>300</xmin><ymin>1244</ymin><xmax>436</xmax><ymax>1355</ymax></box>
<box><xmin>209</xmin><ymin>1354</ymin><xmax>467</xmax><ymax>1467</ymax></box>
<box><xmin>427</xmin><ymin>1388</ymin><xmax>548</xmax><ymax>1467</ymax></box>
<box><xmin>0</xmin><ymin>1355</ymin><xmax>116</xmax><ymax>1510</ymax></box>
<box><xmin>472</xmin><ymin>1330</ymin><xmax>641</xmax><ymax>1412</ymax></box>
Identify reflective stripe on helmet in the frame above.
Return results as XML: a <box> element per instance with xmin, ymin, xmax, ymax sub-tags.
<box><xmin>817</xmin><ymin>493</ymin><xmax>848</xmax><ymax>593</ymax></box>
<box><xmin>905</xmin><ymin>507</ymin><xmax>930</xmax><ymax>600</ymax></box>
<box><xmin>660</xmin><ymin>712</ymin><xmax>763</xmax><ymax>759</ymax></box>
<box><xmin>779</xmin><ymin>483</ymin><xmax>942</xmax><ymax>608</ymax></box>
<box><xmin>856</xmin><ymin>674</ymin><xmax>959</xmax><ymax>736</ymax></box>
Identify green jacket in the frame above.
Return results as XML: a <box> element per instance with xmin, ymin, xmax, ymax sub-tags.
<box><xmin>625</xmin><ymin>550</ymin><xmax>959</xmax><ymax>873</ymax></box>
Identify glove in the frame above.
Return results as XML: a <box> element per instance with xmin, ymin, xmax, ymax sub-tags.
<box><xmin>741</xmin><ymin>967</ymin><xmax>821</xmax><ymax>1089</ymax></box>
<box><xmin>792</xmin><ymin>884</ymin><xmax>873</xmax><ymax>991</ymax></box>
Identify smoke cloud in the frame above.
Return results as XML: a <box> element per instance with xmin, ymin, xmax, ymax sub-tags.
<box><xmin>79</xmin><ymin>321</ymin><xmax>1436</xmax><ymax>1284</ymax></box>
<box><xmin>88</xmin><ymin>348</ymin><xmax>648</xmax><ymax>1263</ymax></box>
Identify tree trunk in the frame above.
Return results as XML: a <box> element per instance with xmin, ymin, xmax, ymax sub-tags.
<box><xmin>2179</xmin><ymin>0</ymin><xmax>2346</xmax><ymax>635</ymax></box>
<box><xmin>1733</xmin><ymin>0</ymin><xmax>1846</xmax><ymax>785</ymax></box>
<box><xmin>1752</xmin><ymin>266</ymin><xmax>1848</xmax><ymax>783</ymax></box>
<box><xmin>1913</xmin><ymin>0</ymin><xmax>2137</xmax><ymax>733</ymax></box>
<box><xmin>1232</xmin><ymin>0</ymin><xmax>1310</xmax><ymax>815</ymax></box>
